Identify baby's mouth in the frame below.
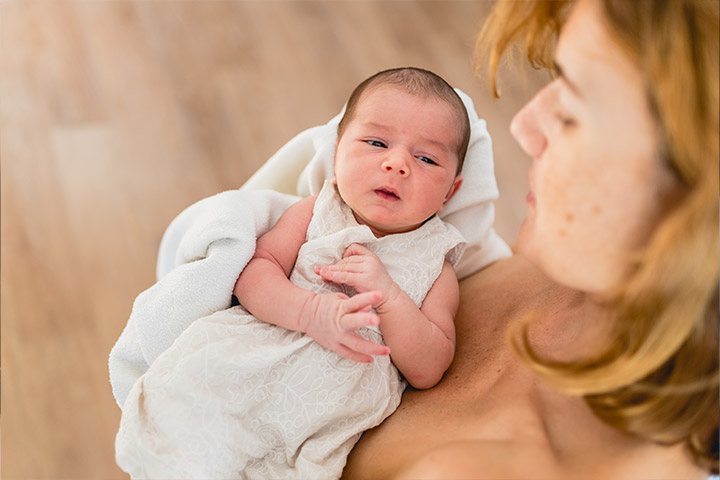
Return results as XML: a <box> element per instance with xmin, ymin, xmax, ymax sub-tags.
<box><xmin>375</xmin><ymin>188</ymin><xmax>400</xmax><ymax>200</ymax></box>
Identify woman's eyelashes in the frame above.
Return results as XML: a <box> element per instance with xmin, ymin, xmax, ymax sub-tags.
<box><xmin>554</xmin><ymin>110</ymin><xmax>577</xmax><ymax>128</ymax></box>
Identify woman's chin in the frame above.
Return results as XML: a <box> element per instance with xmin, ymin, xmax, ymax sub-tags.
<box><xmin>514</xmin><ymin>221</ymin><xmax>555</xmax><ymax>281</ymax></box>
<box><xmin>515</xmin><ymin>218</ymin><xmax>533</xmax><ymax>254</ymax></box>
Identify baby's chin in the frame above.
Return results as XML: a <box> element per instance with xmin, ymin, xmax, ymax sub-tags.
<box><xmin>359</xmin><ymin>217</ymin><xmax>424</xmax><ymax>238</ymax></box>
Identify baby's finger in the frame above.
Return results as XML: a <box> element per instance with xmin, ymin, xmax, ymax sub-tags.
<box><xmin>333</xmin><ymin>344</ymin><xmax>374</xmax><ymax>364</ymax></box>
<box><xmin>314</xmin><ymin>263</ymin><xmax>358</xmax><ymax>283</ymax></box>
<box><xmin>325</xmin><ymin>257</ymin><xmax>363</xmax><ymax>272</ymax></box>
<box><xmin>344</xmin><ymin>290</ymin><xmax>383</xmax><ymax>312</ymax></box>
<box><xmin>343</xmin><ymin>243</ymin><xmax>371</xmax><ymax>259</ymax></box>
<box><xmin>342</xmin><ymin>334</ymin><xmax>391</xmax><ymax>358</ymax></box>
<box><xmin>340</xmin><ymin>311</ymin><xmax>380</xmax><ymax>330</ymax></box>
<box><xmin>317</xmin><ymin>268</ymin><xmax>353</xmax><ymax>286</ymax></box>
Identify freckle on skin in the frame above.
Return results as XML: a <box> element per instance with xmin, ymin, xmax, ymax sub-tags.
<box><xmin>558</xmin><ymin>229</ymin><xmax>566</xmax><ymax>237</ymax></box>
<box><xmin>592</xmin><ymin>205</ymin><xmax>601</xmax><ymax>214</ymax></box>
<box><xmin>565</xmin><ymin>212</ymin><xmax>574</xmax><ymax>223</ymax></box>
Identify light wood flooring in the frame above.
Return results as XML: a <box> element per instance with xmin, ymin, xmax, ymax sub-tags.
<box><xmin>0</xmin><ymin>1</ymin><xmax>546</xmax><ymax>478</ymax></box>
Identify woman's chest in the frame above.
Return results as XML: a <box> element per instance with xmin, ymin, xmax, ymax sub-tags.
<box><xmin>343</xmin><ymin>336</ymin><xmax>553</xmax><ymax>478</ymax></box>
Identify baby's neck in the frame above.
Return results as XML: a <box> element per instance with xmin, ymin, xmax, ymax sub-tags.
<box><xmin>350</xmin><ymin>210</ymin><xmax>436</xmax><ymax>238</ymax></box>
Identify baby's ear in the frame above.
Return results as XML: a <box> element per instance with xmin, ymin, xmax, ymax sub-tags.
<box><xmin>441</xmin><ymin>175</ymin><xmax>463</xmax><ymax>209</ymax></box>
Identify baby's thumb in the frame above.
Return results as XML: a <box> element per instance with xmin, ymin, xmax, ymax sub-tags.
<box><xmin>343</xmin><ymin>243</ymin><xmax>369</xmax><ymax>258</ymax></box>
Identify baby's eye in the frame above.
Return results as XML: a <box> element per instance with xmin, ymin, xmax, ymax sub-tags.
<box><xmin>366</xmin><ymin>140</ymin><xmax>387</xmax><ymax>148</ymax></box>
<box><xmin>417</xmin><ymin>156</ymin><xmax>437</xmax><ymax>165</ymax></box>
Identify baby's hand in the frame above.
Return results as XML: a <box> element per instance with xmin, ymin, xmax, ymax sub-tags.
<box><xmin>314</xmin><ymin>244</ymin><xmax>400</xmax><ymax>304</ymax></box>
<box><xmin>299</xmin><ymin>290</ymin><xmax>390</xmax><ymax>363</ymax></box>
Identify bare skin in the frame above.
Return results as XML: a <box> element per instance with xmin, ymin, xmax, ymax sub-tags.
<box><xmin>345</xmin><ymin>0</ymin><xmax>711</xmax><ymax>476</ymax></box>
<box><xmin>343</xmin><ymin>255</ymin><xmax>706</xmax><ymax>479</ymax></box>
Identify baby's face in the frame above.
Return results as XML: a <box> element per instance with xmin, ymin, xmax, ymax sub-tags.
<box><xmin>333</xmin><ymin>85</ymin><xmax>463</xmax><ymax>237</ymax></box>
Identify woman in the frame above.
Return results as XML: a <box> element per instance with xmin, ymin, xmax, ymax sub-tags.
<box><xmin>342</xmin><ymin>0</ymin><xmax>718</xmax><ymax>478</ymax></box>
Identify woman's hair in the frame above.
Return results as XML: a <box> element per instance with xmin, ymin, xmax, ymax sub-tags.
<box><xmin>476</xmin><ymin>0</ymin><xmax>719</xmax><ymax>473</ymax></box>
<box><xmin>336</xmin><ymin>67</ymin><xmax>471</xmax><ymax>174</ymax></box>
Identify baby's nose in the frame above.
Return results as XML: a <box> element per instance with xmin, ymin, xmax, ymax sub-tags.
<box><xmin>382</xmin><ymin>150</ymin><xmax>409</xmax><ymax>176</ymax></box>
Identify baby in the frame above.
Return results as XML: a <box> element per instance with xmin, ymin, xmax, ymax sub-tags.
<box><xmin>116</xmin><ymin>67</ymin><xmax>469</xmax><ymax>479</ymax></box>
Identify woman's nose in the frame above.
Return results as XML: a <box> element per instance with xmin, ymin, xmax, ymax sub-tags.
<box><xmin>381</xmin><ymin>150</ymin><xmax>409</xmax><ymax>176</ymax></box>
<box><xmin>510</xmin><ymin>85</ymin><xmax>551</xmax><ymax>159</ymax></box>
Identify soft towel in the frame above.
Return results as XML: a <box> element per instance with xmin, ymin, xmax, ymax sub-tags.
<box><xmin>109</xmin><ymin>88</ymin><xmax>511</xmax><ymax>408</ymax></box>
<box><xmin>109</xmin><ymin>189</ymin><xmax>298</xmax><ymax>407</ymax></box>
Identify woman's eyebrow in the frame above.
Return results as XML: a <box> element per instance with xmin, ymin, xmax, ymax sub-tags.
<box><xmin>553</xmin><ymin>60</ymin><xmax>583</xmax><ymax>98</ymax></box>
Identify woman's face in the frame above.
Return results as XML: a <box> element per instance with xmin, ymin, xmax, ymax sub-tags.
<box><xmin>511</xmin><ymin>0</ymin><xmax>678</xmax><ymax>293</ymax></box>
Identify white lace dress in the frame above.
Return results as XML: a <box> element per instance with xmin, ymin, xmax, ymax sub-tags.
<box><xmin>115</xmin><ymin>181</ymin><xmax>466</xmax><ymax>479</ymax></box>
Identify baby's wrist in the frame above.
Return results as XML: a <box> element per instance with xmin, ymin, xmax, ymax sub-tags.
<box><xmin>296</xmin><ymin>292</ymin><xmax>320</xmax><ymax>333</ymax></box>
<box><xmin>376</xmin><ymin>283</ymin><xmax>401</xmax><ymax>312</ymax></box>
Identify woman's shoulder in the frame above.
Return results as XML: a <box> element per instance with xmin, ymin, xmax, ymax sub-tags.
<box><xmin>461</xmin><ymin>253</ymin><xmax>551</xmax><ymax>289</ymax></box>
<box><xmin>458</xmin><ymin>254</ymin><xmax>578</xmax><ymax>318</ymax></box>
<box><xmin>394</xmin><ymin>439</ymin><xmax>711</xmax><ymax>480</ymax></box>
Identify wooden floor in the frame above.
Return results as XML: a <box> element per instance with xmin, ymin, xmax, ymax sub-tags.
<box><xmin>0</xmin><ymin>1</ymin><xmax>546</xmax><ymax>478</ymax></box>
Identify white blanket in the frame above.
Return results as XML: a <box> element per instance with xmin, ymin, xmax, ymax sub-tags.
<box><xmin>109</xmin><ymin>89</ymin><xmax>511</xmax><ymax>408</ymax></box>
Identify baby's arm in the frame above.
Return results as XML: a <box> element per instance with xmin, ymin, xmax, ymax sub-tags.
<box><xmin>315</xmin><ymin>244</ymin><xmax>458</xmax><ymax>389</ymax></box>
<box><xmin>233</xmin><ymin>198</ymin><xmax>390</xmax><ymax>363</ymax></box>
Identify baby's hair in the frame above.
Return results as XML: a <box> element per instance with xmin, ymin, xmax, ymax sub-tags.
<box><xmin>337</xmin><ymin>67</ymin><xmax>470</xmax><ymax>175</ymax></box>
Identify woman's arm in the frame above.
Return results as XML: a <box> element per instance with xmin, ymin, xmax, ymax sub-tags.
<box><xmin>234</xmin><ymin>197</ymin><xmax>389</xmax><ymax>363</ymax></box>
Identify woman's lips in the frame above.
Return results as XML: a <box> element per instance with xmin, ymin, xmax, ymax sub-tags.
<box><xmin>526</xmin><ymin>190</ymin><xmax>536</xmax><ymax>206</ymax></box>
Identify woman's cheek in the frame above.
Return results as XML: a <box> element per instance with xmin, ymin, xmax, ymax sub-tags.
<box><xmin>532</xmin><ymin>179</ymin><xmax>593</xmax><ymax>281</ymax></box>
<box><xmin>537</xmin><ymin>174</ymin><xmax>574</xmax><ymax>238</ymax></box>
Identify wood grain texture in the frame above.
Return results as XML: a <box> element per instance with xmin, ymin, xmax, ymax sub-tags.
<box><xmin>0</xmin><ymin>1</ymin><xmax>545</xmax><ymax>477</ymax></box>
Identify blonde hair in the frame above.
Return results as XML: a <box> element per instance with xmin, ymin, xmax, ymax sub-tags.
<box><xmin>476</xmin><ymin>0</ymin><xmax>719</xmax><ymax>473</ymax></box>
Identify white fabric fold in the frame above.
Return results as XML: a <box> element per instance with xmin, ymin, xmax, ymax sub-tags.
<box><xmin>109</xmin><ymin>189</ymin><xmax>298</xmax><ymax>407</ymax></box>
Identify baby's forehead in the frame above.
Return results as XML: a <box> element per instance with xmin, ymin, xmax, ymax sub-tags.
<box><xmin>360</xmin><ymin>83</ymin><xmax>447</xmax><ymax>107</ymax></box>
<box><xmin>359</xmin><ymin>86</ymin><xmax>464</xmax><ymax>141</ymax></box>
<box><xmin>358</xmin><ymin>85</ymin><xmax>463</xmax><ymax>126</ymax></box>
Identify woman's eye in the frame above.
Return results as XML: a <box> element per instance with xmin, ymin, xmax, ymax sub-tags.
<box><xmin>418</xmin><ymin>156</ymin><xmax>437</xmax><ymax>165</ymax></box>
<box><xmin>555</xmin><ymin>111</ymin><xmax>577</xmax><ymax>128</ymax></box>
<box><xmin>366</xmin><ymin>140</ymin><xmax>387</xmax><ymax>148</ymax></box>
